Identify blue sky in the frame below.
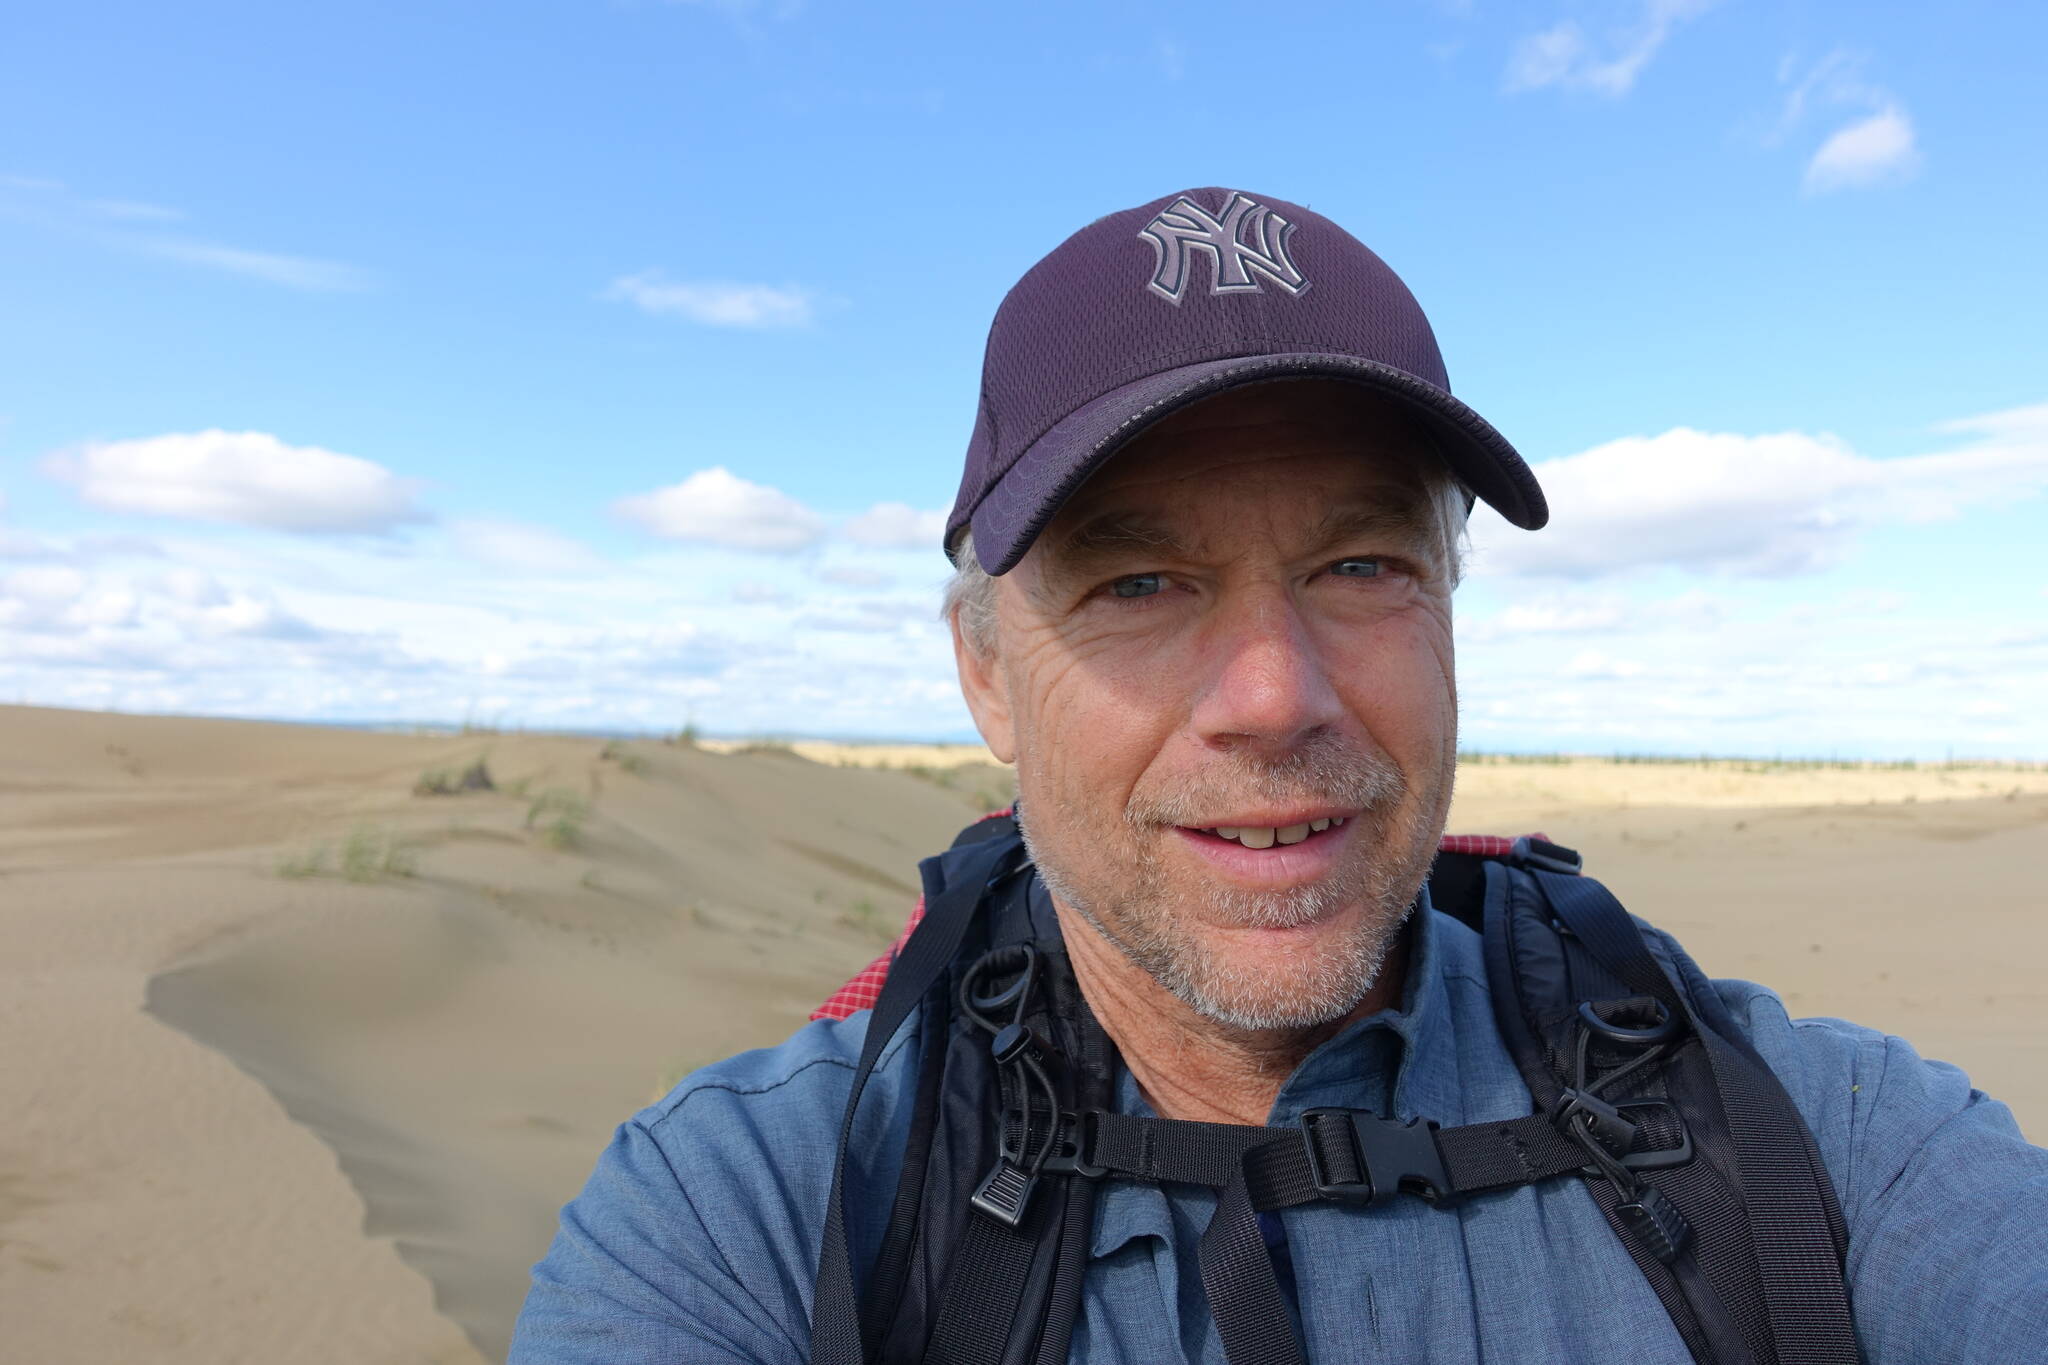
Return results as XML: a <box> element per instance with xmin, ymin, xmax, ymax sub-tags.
<box><xmin>3</xmin><ymin>0</ymin><xmax>2043</xmax><ymax>756</ymax></box>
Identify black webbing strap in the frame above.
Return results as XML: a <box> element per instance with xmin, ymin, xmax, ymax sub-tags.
<box><xmin>1690</xmin><ymin>1011</ymin><xmax>1861</xmax><ymax>1363</ymax></box>
<box><xmin>812</xmin><ymin>835</ymin><xmax>1017</xmax><ymax>1365</ymax></box>
<box><xmin>1081</xmin><ymin>1107</ymin><xmax>1631</xmax><ymax>1207</ymax></box>
<box><xmin>1528</xmin><ymin>869</ymin><xmax>1860</xmax><ymax>1365</ymax></box>
<box><xmin>1065</xmin><ymin>1103</ymin><xmax>1691</xmax><ymax>1365</ymax></box>
<box><xmin>924</xmin><ymin>1192</ymin><xmax>1048</xmax><ymax>1365</ymax></box>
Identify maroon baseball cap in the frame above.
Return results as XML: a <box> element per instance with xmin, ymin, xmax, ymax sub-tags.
<box><xmin>945</xmin><ymin>187</ymin><xmax>1548</xmax><ymax>574</ymax></box>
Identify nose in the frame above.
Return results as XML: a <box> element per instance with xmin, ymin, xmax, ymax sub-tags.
<box><xmin>1188</xmin><ymin>583</ymin><xmax>1347</xmax><ymax>756</ymax></box>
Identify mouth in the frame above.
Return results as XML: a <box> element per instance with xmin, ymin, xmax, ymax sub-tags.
<box><xmin>1179</xmin><ymin>813</ymin><xmax>1353</xmax><ymax>851</ymax></box>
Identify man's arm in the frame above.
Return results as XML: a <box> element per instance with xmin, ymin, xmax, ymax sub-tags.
<box><xmin>509</xmin><ymin>1016</ymin><xmax>911</xmax><ymax>1365</ymax></box>
<box><xmin>511</xmin><ymin>1114</ymin><xmax>810</xmax><ymax>1365</ymax></box>
<box><xmin>1734</xmin><ymin>990</ymin><xmax>2048</xmax><ymax>1362</ymax></box>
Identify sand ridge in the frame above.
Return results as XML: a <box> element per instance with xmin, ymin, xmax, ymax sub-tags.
<box><xmin>3</xmin><ymin>703</ymin><xmax>2042</xmax><ymax>1361</ymax></box>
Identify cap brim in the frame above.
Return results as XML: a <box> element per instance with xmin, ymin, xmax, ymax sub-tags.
<box><xmin>968</xmin><ymin>352</ymin><xmax>1547</xmax><ymax>575</ymax></box>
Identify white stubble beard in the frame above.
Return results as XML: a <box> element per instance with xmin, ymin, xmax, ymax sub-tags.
<box><xmin>1020</xmin><ymin>734</ymin><xmax>1447</xmax><ymax>1033</ymax></box>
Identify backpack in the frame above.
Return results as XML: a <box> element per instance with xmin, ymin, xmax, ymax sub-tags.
<box><xmin>811</xmin><ymin>813</ymin><xmax>1860</xmax><ymax>1365</ymax></box>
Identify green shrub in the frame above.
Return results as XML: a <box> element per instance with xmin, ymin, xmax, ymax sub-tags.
<box><xmin>526</xmin><ymin>788</ymin><xmax>589</xmax><ymax>850</ymax></box>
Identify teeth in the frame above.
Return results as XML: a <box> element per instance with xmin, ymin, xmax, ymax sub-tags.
<box><xmin>1205</xmin><ymin>819</ymin><xmax>1349</xmax><ymax>847</ymax></box>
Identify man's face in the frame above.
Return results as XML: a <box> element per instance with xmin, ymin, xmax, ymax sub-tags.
<box><xmin>954</xmin><ymin>382</ymin><xmax>1460</xmax><ymax>1033</ymax></box>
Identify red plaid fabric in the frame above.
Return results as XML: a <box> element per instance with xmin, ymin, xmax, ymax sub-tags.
<box><xmin>811</xmin><ymin>824</ymin><xmax>1546</xmax><ymax>1021</ymax></box>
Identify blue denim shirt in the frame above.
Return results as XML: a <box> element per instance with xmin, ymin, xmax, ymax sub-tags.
<box><xmin>510</xmin><ymin>891</ymin><xmax>2048</xmax><ymax>1363</ymax></box>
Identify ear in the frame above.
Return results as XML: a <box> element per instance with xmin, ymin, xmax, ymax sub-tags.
<box><xmin>950</xmin><ymin>607</ymin><xmax>1016</xmax><ymax>764</ymax></box>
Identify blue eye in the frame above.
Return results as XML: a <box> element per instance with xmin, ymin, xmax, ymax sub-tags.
<box><xmin>1331</xmin><ymin>558</ymin><xmax>1382</xmax><ymax>578</ymax></box>
<box><xmin>1111</xmin><ymin>573</ymin><xmax>1164</xmax><ymax>599</ymax></box>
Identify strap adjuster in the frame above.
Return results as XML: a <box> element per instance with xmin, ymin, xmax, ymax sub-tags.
<box><xmin>1511</xmin><ymin>835</ymin><xmax>1583</xmax><ymax>876</ymax></box>
<box><xmin>1300</xmin><ymin>1110</ymin><xmax>1456</xmax><ymax>1207</ymax></box>
<box><xmin>1034</xmin><ymin>1110</ymin><xmax>1106</xmax><ymax>1179</ymax></box>
<box><xmin>1552</xmin><ymin>1091</ymin><xmax>1695</xmax><ymax>1173</ymax></box>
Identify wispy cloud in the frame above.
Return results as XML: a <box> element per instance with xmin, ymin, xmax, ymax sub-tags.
<box><xmin>1155</xmin><ymin>38</ymin><xmax>1187</xmax><ymax>82</ymax></box>
<box><xmin>1504</xmin><ymin>0</ymin><xmax>1715</xmax><ymax>97</ymax></box>
<box><xmin>614</xmin><ymin>466</ymin><xmax>827</xmax><ymax>551</ymax></box>
<box><xmin>603</xmin><ymin>270</ymin><xmax>816</xmax><ymax>328</ymax></box>
<box><xmin>1803</xmin><ymin>105</ymin><xmax>1919</xmax><ymax>194</ymax></box>
<box><xmin>134</xmin><ymin>239</ymin><xmax>373</xmax><ymax>292</ymax></box>
<box><xmin>1771</xmin><ymin>50</ymin><xmax>1921</xmax><ymax>195</ymax></box>
<box><xmin>448</xmin><ymin>519</ymin><xmax>606</xmax><ymax>574</ymax></box>
<box><xmin>842</xmin><ymin>501</ymin><xmax>947</xmax><ymax>550</ymax></box>
<box><xmin>44</xmin><ymin>430</ymin><xmax>426</xmax><ymax>534</ymax></box>
<box><xmin>0</xmin><ymin>175</ymin><xmax>372</xmax><ymax>291</ymax></box>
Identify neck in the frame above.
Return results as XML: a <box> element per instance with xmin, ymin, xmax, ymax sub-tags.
<box><xmin>1053</xmin><ymin>901</ymin><xmax>1409</xmax><ymax>1128</ymax></box>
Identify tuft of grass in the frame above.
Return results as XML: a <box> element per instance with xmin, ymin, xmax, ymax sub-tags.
<box><xmin>732</xmin><ymin>740</ymin><xmax>800</xmax><ymax>759</ymax></box>
<box><xmin>414</xmin><ymin>756</ymin><xmax>495</xmax><ymax>796</ymax></box>
<box><xmin>599</xmin><ymin>741</ymin><xmax>653</xmax><ymax>777</ymax></box>
<box><xmin>339</xmin><ymin>824</ymin><xmax>418</xmax><ymax>881</ymax></box>
<box><xmin>526</xmin><ymin>788</ymin><xmax>589</xmax><ymax>850</ymax></box>
<box><xmin>278</xmin><ymin>825</ymin><xmax>414</xmax><ymax>882</ymax></box>
<box><xmin>277</xmin><ymin>843</ymin><xmax>330</xmax><ymax>879</ymax></box>
<box><xmin>839</xmin><ymin>896</ymin><xmax>893</xmax><ymax>943</ymax></box>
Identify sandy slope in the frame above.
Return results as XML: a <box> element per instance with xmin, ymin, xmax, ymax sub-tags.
<box><xmin>2</xmin><ymin>704</ymin><xmax>2042</xmax><ymax>1362</ymax></box>
<box><xmin>2</xmin><ymin>706</ymin><xmax>1000</xmax><ymax>1363</ymax></box>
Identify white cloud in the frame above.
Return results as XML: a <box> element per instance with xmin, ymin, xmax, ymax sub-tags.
<box><xmin>820</xmin><ymin>563</ymin><xmax>894</xmax><ymax>588</ymax></box>
<box><xmin>1769</xmin><ymin>51</ymin><xmax>1920</xmax><ymax>195</ymax></box>
<box><xmin>1472</xmin><ymin>402</ymin><xmax>2048</xmax><ymax>580</ymax></box>
<box><xmin>797</xmin><ymin>598</ymin><xmax>926</xmax><ymax>634</ymax></box>
<box><xmin>1804</xmin><ymin>105</ymin><xmax>1919</xmax><ymax>194</ymax></box>
<box><xmin>603</xmin><ymin>271</ymin><xmax>815</xmax><ymax>328</ymax></box>
<box><xmin>843</xmin><ymin>501</ymin><xmax>947</xmax><ymax>549</ymax></box>
<box><xmin>1504</xmin><ymin>0</ymin><xmax>1714</xmax><ymax>97</ymax></box>
<box><xmin>448</xmin><ymin>519</ymin><xmax>605</xmax><ymax>574</ymax></box>
<box><xmin>0</xmin><ymin>175</ymin><xmax>372</xmax><ymax>293</ymax></box>
<box><xmin>614</xmin><ymin>467</ymin><xmax>826</xmax><ymax>552</ymax></box>
<box><xmin>1489</xmin><ymin>595</ymin><xmax>1630</xmax><ymax>635</ymax></box>
<box><xmin>1156</xmin><ymin>38</ymin><xmax>1186</xmax><ymax>81</ymax></box>
<box><xmin>135</xmin><ymin>239</ymin><xmax>372</xmax><ymax>292</ymax></box>
<box><xmin>45</xmin><ymin>430</ymin><xmax>426</xmax><ymax>534</ymax></box>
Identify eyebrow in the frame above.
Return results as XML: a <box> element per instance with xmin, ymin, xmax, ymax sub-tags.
<box><xmin>1046</xmin><ymin>498</ymin><xmax>1442</xmax><ymax>578</ymax></box>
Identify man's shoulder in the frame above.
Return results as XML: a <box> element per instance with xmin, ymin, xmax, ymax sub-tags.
<box><xmin>637</xmin><ymin>1009</ymin><xmax>907</xmax><ymax>1140</ymax></box>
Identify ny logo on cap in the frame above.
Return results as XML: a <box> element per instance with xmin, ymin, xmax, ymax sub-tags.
<box><xmin>1138</xmin><ymin>192</ymin><xmax>1311</xmax><ymax>306</ymax></box>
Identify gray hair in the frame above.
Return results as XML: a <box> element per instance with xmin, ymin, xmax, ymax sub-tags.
<box><xmin>943</xmin><ymin>473</ymin><xmax>1470</xmax><ymax>655</ymax></box>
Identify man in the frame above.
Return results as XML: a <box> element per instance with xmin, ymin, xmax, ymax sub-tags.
<box><xmin>511</xmin><ymin>189</ymin><xmax>2048</xmax><ymax>1363</ymax></box>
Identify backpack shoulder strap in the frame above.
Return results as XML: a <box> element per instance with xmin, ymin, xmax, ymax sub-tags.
<box><xmin>1482</xmin><ymin>849</ymin><xmax>1858</xmax><ymax>1365</ymax></box>
<box><xmin>812</xmin><ymin>825</ymin><xmax>1023</xmax><ymax>1365</ymax></box>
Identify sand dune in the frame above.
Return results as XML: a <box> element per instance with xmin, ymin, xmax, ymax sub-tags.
<box><xmin>2</xmin><ymin>703</ymin><xmax>2041</xmax><ymax>1361</ymax></box>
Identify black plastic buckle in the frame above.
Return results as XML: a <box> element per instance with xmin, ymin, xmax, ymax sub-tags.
<box><xmin>1511</xmin><ymin>835</ymin><xmax>1583</xmax><ymax>876</ymax></box>
<box><xmin>1301</xmin><ymin>1110</ymin><xmax>1456</xmax><ymax>1207</ymax></box>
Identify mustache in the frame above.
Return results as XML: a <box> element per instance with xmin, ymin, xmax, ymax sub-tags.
<box><xmin>1126</xmin><ymin>733</ymin><xmax>1406</xmax><ymax>830</ymax></box>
